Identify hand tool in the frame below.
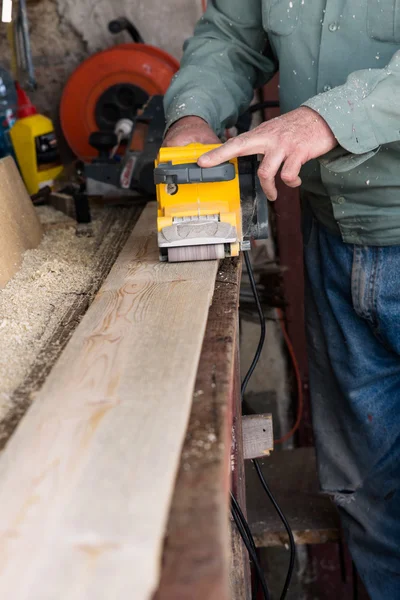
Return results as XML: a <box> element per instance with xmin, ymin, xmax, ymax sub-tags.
<box><xmin>14</xmin><ymin>0</ymin><xmax>36</xmax><ymax>90</ymax></box>
<box><xmin>154</xmin><ymin>144</ymin><xmax>269</xmax><ymax>262</ymax></box>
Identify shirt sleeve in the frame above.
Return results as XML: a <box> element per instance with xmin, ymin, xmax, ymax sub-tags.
<box><xmin>303</xmin><ymin>50</ymin><xmax>400</xmax><ymax>171</ymax></box>
<box><xmin>164</xmin><ymin>0</ymin><xmax>278</xmax><ymax>135</ymax></box>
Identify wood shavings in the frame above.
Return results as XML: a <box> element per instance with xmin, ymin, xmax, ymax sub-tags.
<box><xmin>0</xmin><ymin>207</ymin><xmax>107</xmax><ymax>418</ymax></box>
<box><xmin>35</xmin><ymin>205</ymin><xmax>74</xmax><ymax>224</ymax></box>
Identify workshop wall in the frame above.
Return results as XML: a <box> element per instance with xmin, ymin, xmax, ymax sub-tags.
<box><xmin>0</xmin><ymin>0</ymin><xmax>202</xmax><ymax>117</ymax></box>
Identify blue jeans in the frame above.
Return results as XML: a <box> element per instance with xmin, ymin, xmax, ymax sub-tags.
<box><xmin>303</xmin><ymin>203</ymin><xmax>400</xmax><ymax>599</ymax></box>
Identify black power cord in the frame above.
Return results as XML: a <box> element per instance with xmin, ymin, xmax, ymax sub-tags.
<box><xmin>241</xmin><ymin>253</ymin><xmax>267</xmax><ymax>400</ymax></box>
<box><xmin>248</xmin><ymin>100</ymin><xmax>280</xmax><ymax>114</ymax></box>
<box><xmin>230</xmin><ymin>250</ymin><xmax>296</xmax><ymax>600</ymax></box>
<box><xmin>231</xmin><ymin>493</ymin><xmax>270</xmax><ymax>600</ymax></box>
<box><xmin>253</xmin><ymin>460</ymin><xmax>296</xmax><ymax>600</ymax></box>
<box><xmin>108</xmin><ymin>18</ymin><xmax>145</xmax><ymax>43</ymax></box>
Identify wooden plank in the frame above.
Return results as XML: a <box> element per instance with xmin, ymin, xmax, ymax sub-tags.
<box><xmin>49</xmin><ymin>192</ymin><xmax>76</xmax><ymax>219</ymax></box>
<box><xmin>154</xmin><ymin>258</ymin><xmax>241</xmax><ymax>600</ymax></box>
<box><xmin>242</xmin><ymin>414</ymin><xmax>274</xmax><ymax>460</ymax></box>
<box><xmin>0</xmin><ymin>157</ymin><xmax>42</xmax><ymax>288</ymax></box>
<box><xmin>246</xmin><ymin>448</ymin><xmax>341</xmax><ymax>547</ymax></box>
<box><xmin>0</xmin><ymin>203</ymin><xmax>219</xmax><ymax>600</ymax></box>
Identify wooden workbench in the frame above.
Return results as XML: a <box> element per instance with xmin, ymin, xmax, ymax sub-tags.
<box><xmin>154</xmin><ymin>257</ymin><xmax>243</xmax><ymax>600</ymax></box>
<box><xmin>0</xmin><ymin>202</ymin><xmax>250</xmax><ymax>600</ymax></box>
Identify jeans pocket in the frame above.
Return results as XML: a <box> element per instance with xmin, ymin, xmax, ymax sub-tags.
<box><xmin>262</xmin><ymin>0</ymin><xmax>301</xmax><ymax>36</ymax></box>
<box><xmin>367</xmin><ymin>0</ymin><xmax>400</xmax><ymax>43</ymax></box>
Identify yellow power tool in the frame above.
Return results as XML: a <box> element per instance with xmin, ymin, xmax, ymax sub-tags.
<box><xmin>154</xmin><ymin>143</ymin><xmax>269</xmax><ymax>262</ymax></box>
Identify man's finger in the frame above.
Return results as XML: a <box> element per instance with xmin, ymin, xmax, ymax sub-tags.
<box><xmin>257</xmin><ymin>152</ymin><xmax>285</xmax><ymax>201</ymax></box>
<box><xmin>198</xmin><ymin>133</ymin><xmax>265</xmax><ymax>167</ymax></box>
<box><xmin>280</xmin><ymin>155</ymin><xmax>303</xmax><ymax>188</ymax></box>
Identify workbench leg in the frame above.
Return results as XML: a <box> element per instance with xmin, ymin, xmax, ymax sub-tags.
<box><xmin>230</xmin><ymin>345</ymin><xmax>252</xmax><ymax>600</ymax></box>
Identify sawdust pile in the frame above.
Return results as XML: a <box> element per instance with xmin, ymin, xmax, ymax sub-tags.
<box><xmin>35</xmin><ymin>205</ymin><xmax>73</xmax><ymax>224</ymax></box>
<box><xmin>0</xmin><ymin>208</ymin><xmax>105</xmax><ymax>418</ymax></box>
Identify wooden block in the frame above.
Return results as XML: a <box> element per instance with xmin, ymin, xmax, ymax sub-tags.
<box><xmin>0</xmin><ymin>203</ymin><xmax>219</xmax><ymax>600</ymax></box>
<box><xmin>49</xmin><ymin>192</ymin><xmax>76</xmax><ymax>219</ymax></box>
<box><xmin>242</xmin><ymin>414</ymin><xmax>274</xmax><ymax>460</ymax></box>
<box><xmin>246</xmin><ymin>448</ymin><xmax>341</xmax><ymax>547</ymax></box>
<box><xmin>0</xmin><ymin>156</ymin><xmax>42</xmax><ymax>288</ymax></box>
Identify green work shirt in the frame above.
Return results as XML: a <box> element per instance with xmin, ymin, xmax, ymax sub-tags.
<box><xmin>164</xmin><ymin>0</ymin><xmax>400</xmax><ymax>246</ymax></box>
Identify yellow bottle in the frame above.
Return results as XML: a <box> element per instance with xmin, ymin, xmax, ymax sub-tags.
<box><xmin>10</xmin><ymin>83</ymin><xmax>63</xmax><ymax>195</ymax></box>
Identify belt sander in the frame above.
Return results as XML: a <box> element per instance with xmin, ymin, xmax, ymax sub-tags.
<box><xmin>154</xmin><ymin>144</ymin><xmax>269</xmax><ymax>262</ymax></box>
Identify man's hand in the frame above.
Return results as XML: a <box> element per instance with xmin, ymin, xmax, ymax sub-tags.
<box><xmin>162</xmin><ymin>116</ymin><xmax>220</xmax><ymax>147</ymax></box>
<box><xmin>197</xmin><ymin>107</ymin><xmax>337</xmax><ymax>200</ymax></box>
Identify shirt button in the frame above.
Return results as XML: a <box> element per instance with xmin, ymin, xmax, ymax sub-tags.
<box><xmin>323</xmin><ymin>85</ymin><xmax>332</xmax><ymax>92</ymax></box>
<box><xmin>328</xmin><ymin>22</ymin><xmax>338</xmax><ymax>32</ymax></box>
<box><xmin>337</xmin><ymin>196</ymin><xmax>345</xmax><ymax>204</ymax></box>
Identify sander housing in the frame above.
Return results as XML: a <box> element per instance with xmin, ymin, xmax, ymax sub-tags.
<box><xmin>154</xmin><ymin>144</ymin><xmax>269</xmax><ymax>262</ymax></box>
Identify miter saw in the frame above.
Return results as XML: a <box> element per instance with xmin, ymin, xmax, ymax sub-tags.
<box><xmin>82</xmin><ymin>95</ymin><xmax>165</xmax><ymax>198</ymax></box>
<box><xmin>154</xmin><ymin>144</ymin><xmax>269</xmax><ymax>262</ymax></box>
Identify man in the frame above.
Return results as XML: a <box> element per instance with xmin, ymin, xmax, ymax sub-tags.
<box><xmin>162</xmin><ymin>1</ymin><xmax>400</xmax><ymax>598</ymax></box>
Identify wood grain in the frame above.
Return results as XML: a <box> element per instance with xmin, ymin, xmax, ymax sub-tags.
<box><xmin>0</xmin><ymin>203</ymin><xmax>218</xmax><ymax>600</ymax></box>
<box><xmin>0</xmin><ymin>157</ymin><xmax>42</xmax><ymax>288</ymax></box>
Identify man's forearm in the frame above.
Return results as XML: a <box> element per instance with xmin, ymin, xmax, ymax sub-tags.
<box><xmin>164</xmin><ymin>0</ymin><xmax>277</xmax><ymax>134</ymax></box>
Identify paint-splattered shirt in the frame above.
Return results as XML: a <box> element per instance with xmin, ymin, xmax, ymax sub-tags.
<box><xmin>164</xmin><ymin>0</ymin><xmax>400</xmax><ymax>245</ymax></box>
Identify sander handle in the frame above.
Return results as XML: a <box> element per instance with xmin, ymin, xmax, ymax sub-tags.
<box><xmin>154</xmin><ymin>161</ymin><xmax>235</xmax><ymax>185</ymax></box>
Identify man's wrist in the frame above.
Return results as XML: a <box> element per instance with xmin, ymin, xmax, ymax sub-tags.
<box><xmin>163</xmin><ymin>115</ymin><xmax>220</xmax><ymax>147</ymax></box>
<box><xmin>166</xmin><ymin>116</ymin><xmax>211</xmax><ymax>134</ymax></box>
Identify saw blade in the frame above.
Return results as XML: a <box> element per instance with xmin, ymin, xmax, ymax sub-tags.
<box><xmin>167</xmin><ymin>244</ymin><xmax>226</xmax><ymax>263</ymax></box>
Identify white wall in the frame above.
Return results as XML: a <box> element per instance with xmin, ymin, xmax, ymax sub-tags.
<box><xmin>57</xmin><ymin>0</ymin><xmax>202</xmax><ymax>57</ymax></box>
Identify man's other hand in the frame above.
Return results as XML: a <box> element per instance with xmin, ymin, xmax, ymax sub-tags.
<box><xmin>162</xmin><ymin>116</ymin><xmax>220</xmax><ymax>147</ymax></box>
<box><xmin>197</xmin><ymin>107</ymin><xmax>337</xmax><ymax>201</ymax></box>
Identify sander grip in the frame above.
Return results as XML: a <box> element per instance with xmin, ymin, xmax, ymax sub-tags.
<box><xmin>154</xmin><ymin>161</ymin><xmax>235</xmax><ymax>185</ymax></box>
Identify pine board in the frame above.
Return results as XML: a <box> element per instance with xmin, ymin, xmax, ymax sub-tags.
<box><xmin>0</xmin><ymin>202</ymin><xmax>219</xmax><ymax>600</ymax></box>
